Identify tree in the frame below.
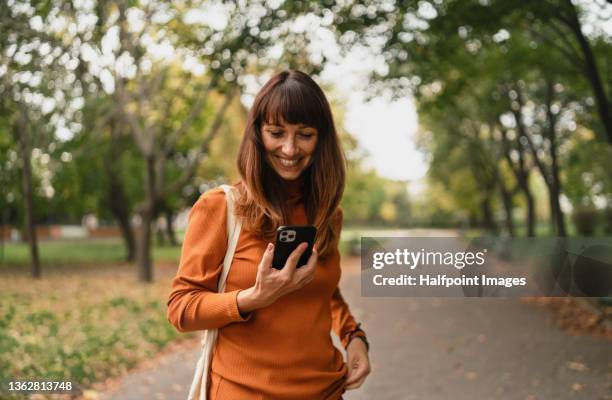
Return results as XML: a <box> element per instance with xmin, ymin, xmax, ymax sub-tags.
<box><xmin>82</xmin><ymin>0</ymin><xmax>329</xmax><ymax>281</ymax></box>
<box><xmin>1</xmin><ymin>0</ymin><xmax>80</xmax><ymax>276</ymax></box>
<box><xmin>320</xmin><ymin>0</ymin><xmax>611</xmax><ymax>235</ymax></box>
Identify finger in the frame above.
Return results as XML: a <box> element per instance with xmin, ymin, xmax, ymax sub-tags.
<box><xmin>259</xmin><ymin>243</ymin><xmax>275</xmax><ymax>271</ymax></box>
<box><xmin>344</xmin><ymin>365</ymin><xmax>369</xmax><ymax>389</ymax></box>
<box><xmin>344</xmin><ymin>374</ymin><xmax>367</xmax><ymax>390</ymax></box>
<box><xmin>296</xmin><ymin>246</ymin><xmax>319</xmax><ymax>285</ymax></box>
<box><xmin>344</xmin><ymin>370</ymin><xmax>359</xmax><ymax>386</ymax></box>
<box><xmin>282</xmin><ymin>242</ymin><xmax>308</xmax><ymax>277</ymax></box>
<box><xmin>304</xmin><ymin>245</ymin><xmax>318</xmax><ymax>269</ymax></box>
<box><xmin>344</xmin><ymin>362</ymin><xmax>369</xmax><ymax>386</ymax></box>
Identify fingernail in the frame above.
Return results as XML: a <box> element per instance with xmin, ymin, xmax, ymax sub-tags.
<box><xmin>267</xmin><ymin>243</ymin><xmax>273</xmax><ymax>250</ymax></box>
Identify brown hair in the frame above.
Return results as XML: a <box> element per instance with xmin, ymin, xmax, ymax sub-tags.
<box><xmin>235</xmin><ymin>70</ymin><xmax>346</xmax><ymax>257</ymax></box>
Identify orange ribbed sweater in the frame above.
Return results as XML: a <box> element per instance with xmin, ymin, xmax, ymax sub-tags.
<box><xmin>166</xmin><ymin>184</ymin><xmax>365</xmax><ymax>400</ymax></box>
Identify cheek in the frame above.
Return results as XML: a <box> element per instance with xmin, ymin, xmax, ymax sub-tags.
<box><xmin>261</xmin><ymin>135</ymin><xmax>278</xmax><ymax>157</ymax></box>
<box><xmin>304</xmin><ymin>139</ymin><xmax>318</xmax><ymax>158</ymax></box>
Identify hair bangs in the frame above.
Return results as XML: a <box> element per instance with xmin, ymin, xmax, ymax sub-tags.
<box><xmin>260</xmin><ymin>79</ymin><xmax>325</xmax><ymax>131</ymax></box>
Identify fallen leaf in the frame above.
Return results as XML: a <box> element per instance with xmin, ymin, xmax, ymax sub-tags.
<box><xmin>82</xmin><ymin>389</ymin><xmax>100</xmax><ymax>400</ymax></box>
<box><xmin>565</xmin><ymin>361</ymin><xmax>588</xmax><ymax>372</ymax></box>
<box><xmin>465</xmin><ymin>371</ymin><xmax>478</xmax><ymax>381</ymax></box>
<box><xmin>570</xmin><ymin>383</ymin><xmax>584</xmax><ymax>392</ymax></box>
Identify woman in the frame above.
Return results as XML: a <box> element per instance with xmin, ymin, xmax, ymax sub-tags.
<box><xmin>167</xmin><ymin>70</ymin><xmax>370</xmax><ymax>399</ymax></box>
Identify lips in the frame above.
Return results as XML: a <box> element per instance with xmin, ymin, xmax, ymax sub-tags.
<box><xmin>276</xmin><ymin>156</ymin><xmax>300</xmax><ymax>167</ymax></box>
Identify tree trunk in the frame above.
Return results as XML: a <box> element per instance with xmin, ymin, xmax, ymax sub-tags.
<box><xmin>516</xmin><ymin>83</ymin><xmax>567</xmax><ymax>237</ymax></box>
<box><xmin>500</xmin><ymin>122</ymin><xmax>536</xmax><ymax>237</ymax></box>
<box><xmin>17</xmin><ymin>108</ymin><xmax>41</xmax><ymax>278</ymax></box>
<box><xmin>545</xmin><ymin>83</ymin><xmax>567</xmax><ymax>237</ymax></box>
<box><xmin>499</xmin><ymin>183</ymin><xmax>515</xmax><ymax>237</ymax></box>
<box><xmin>104</xmin><ymin>119</ymin><xmax>136</xmax><ymax>261</ymax></box>
<box><xmin>549</xmin><ymin>143</ymin><xmax>566</xmax><ymax>237</ymax></box>
<box><xmin>514</xmin><ymin>167</ymin><xmax>536</xmax><ymax>237</ymax></box>
<box><xmin>107</xmin><ymin>180</ymin><xmax>136</xmax><ymax>261</ymax></box>
<box><xmin>165</xmin><ymin>208</ymin><xmax>178</xmax><ymax>246</ymax></box>
<box><xmin>481</xmin><ymin>195</ymin><xmax>498</xmax><ymax>235</ymax></box>
<box><xmin>137</xmin><ymin>155</ymin><xmax>156</xmax><ymax>282</ymax></box>
<box><xmin>136</xmin><ymin>210</ymin><xmax>153</xmax><ymax>282</ymax></box>
<box><xmin>524</xmin><ymin>185</ymin><xmax>536</xmax><ymax>237</ymax></box>
<box><xmin>152</xmin><ymin>201</ymin><xmax>178</xmax><ymax>247</ymax></box>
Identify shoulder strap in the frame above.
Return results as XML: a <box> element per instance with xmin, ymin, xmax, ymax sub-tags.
<box><xmin>217</xmin><ymin>185</ymin><xmax>242</xmax><ymax>293</ymax></box>
<box><xmin>188</xmin><ymin>185</ymin><xmax>242</xmax><ymax>400</ymax></box>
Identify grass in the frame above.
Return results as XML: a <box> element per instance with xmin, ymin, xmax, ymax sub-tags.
<box><xmin>1</xmin><ymin>233</ymin><xmax>356</xmax><ymax>268</ymax></box>
<box><xmin>0</xmin><ymin>221</ymin><xmax>598</xmax><ymax>268</ymax></box>
<box><xmin>0</xmin><ymin>264</ymin><xmax>194</xmax><ymax>399</ymax></box>
<box><xmin>2</xmin><ymin>221</ymin><xmax>585</xmax><ymax>268</ymax></box>
<box><xmin>0</xmin><ymin>238</ymin><xmax>182</xmax><ymax>267</ymax></box>
<box><xmin>0</xmin><ymin>237</ymin><xmax>188</xmax><ymax>399</ymax></box>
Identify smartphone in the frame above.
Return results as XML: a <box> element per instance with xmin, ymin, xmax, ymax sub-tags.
<box><xmin>272</xmin><ymin>225</ymin><xmax>317</xmax><ymax>270</ymax></box>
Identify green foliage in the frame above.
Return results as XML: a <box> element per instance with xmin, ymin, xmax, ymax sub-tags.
<box><xmin>322</xmin><ymin>0</ymin><xmax>612</xmax><ymax>236</ymax></box>
<box><xmin>564</xmin><ymin>131</ymin><xmax>612</xmax><ymax>207</ymax></box>
<box><xmin>4</xmin><ymin>0</ymin><xmax>611</xmax><ymax>248</ymax></box>
<box><xmin>0</xmin><ymin>121</ymin><xmax>20</xmax><ymax>226</ymax></box>
<box><xmin>410</xmin><ymin>180</ymin><xmax>467</xmax><ymax>228</ymax></box>
<box><xmin>340</xmin><ymin>131</ymin><xmax>413</xmax><ymax>227</ymax></box>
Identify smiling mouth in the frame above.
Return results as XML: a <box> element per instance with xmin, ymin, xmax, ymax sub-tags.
<box><xmin>276</xmin><ymin>156</ymin><xmax>300</xmax><ymax>167</ymax></box>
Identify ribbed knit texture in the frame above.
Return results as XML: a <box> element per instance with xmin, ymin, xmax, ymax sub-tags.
<box><xmin>167</xmin><ymin>183</ymin><xmax>365</xmax><ymax>399</ymax></box>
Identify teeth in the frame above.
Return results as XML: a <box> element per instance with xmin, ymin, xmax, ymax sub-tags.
<box><xmin>279</xmin><ymin>158</ymin><xmax>298</xmax><ymax>167</ymax></box>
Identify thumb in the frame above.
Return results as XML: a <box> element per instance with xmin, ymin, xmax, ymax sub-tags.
<box><xmin>259</xmin><ymin>243</ymin><xmax>275</xmax><ymax>270</ymax></box>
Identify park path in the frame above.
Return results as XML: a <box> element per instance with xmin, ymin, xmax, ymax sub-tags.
<box><xmin>98</xmin><ymin>254</ymin><xmax>611</xmax><ymax>400</ymax></box>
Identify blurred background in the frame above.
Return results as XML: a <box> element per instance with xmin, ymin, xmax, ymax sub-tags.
<box><xmin>1</xmin><ymin>0</ymin><xmax>611</xmax><ymax>399</ymax></box>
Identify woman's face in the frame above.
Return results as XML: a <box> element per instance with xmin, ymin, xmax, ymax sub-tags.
<box><xmin>261</xmin><ymin>118</ymin><xmax>318</xmax><ymax>181</ymax></box>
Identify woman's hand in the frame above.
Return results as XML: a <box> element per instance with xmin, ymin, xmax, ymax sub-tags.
<box><xmin>344</xmin><ymin>337</ymin><xmax>370</xmax><ymax>390</ymax></box>
<box><xmin>237</xmin><ymin>242</ymin><xmax>317</xmax><ymax>313</ymax></box>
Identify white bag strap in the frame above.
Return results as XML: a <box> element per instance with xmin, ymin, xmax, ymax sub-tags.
<box><xmin>187</xmin><ymin>184</ymin><xmax>242</xmax><ymax>400</ymax></box>
<box><xmin>218</xmin><ymin>184</ymin><xmax>242</xmax><ymax>293</ymax></box>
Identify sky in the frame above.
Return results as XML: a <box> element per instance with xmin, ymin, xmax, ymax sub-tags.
<box><xmin>320</xmin><ymin>51</ymin><xmax>426</xmax><ymax>183</ymax></box>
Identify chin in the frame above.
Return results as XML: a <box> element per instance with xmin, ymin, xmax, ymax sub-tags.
<box><xmin>277</xmin><ymin>171</ymin><xmax>303</xmax><ymax>181</ymax></box>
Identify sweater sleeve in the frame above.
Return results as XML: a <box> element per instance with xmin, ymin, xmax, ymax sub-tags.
<box><xmin>329</xmin><ymin>208</ymin><xmax>367</xmax><ymax>348</ymax></box>
<box><xmin>166</xmin><ymin>188</ymin><xmax>250</xmax><ymax>332</ymax></box>
<box><xmin>331</xmin><ymin>288</ymin><xmax>366</xmax><ymax>348</ymax></box>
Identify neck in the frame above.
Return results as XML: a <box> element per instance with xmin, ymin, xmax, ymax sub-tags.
<box><xmin>282</xmin><ymin>176</ymin><xmax>304</xmax><ymax>198</ymax></box>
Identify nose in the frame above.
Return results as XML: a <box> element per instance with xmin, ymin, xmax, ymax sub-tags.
<box><xmin>281</xmin><ymin>137</ymin><xmax>298</xmax><ymax>158</ymax></box>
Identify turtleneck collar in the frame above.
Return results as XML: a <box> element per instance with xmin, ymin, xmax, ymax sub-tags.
<box><xmin>282</xmin><ymin>176</ymin><xmax>304</xmax><ymax>201</ymax></box>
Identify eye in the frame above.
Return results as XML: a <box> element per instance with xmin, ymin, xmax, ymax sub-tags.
<box><xmin>298</xmin><ymin>131</ymin><xmax>315</xmax><ymax>139</ymax></box>
<box><xmin>268</xmin><ymin>130</ymin><xmax>284</xmax><ymax>137</ymax></box>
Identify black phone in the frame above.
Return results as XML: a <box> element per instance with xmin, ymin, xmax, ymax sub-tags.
<box><xmin>272</xmin><ymin>225</ymin><xmax>317</xmax><ymax>270</ymax></box>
